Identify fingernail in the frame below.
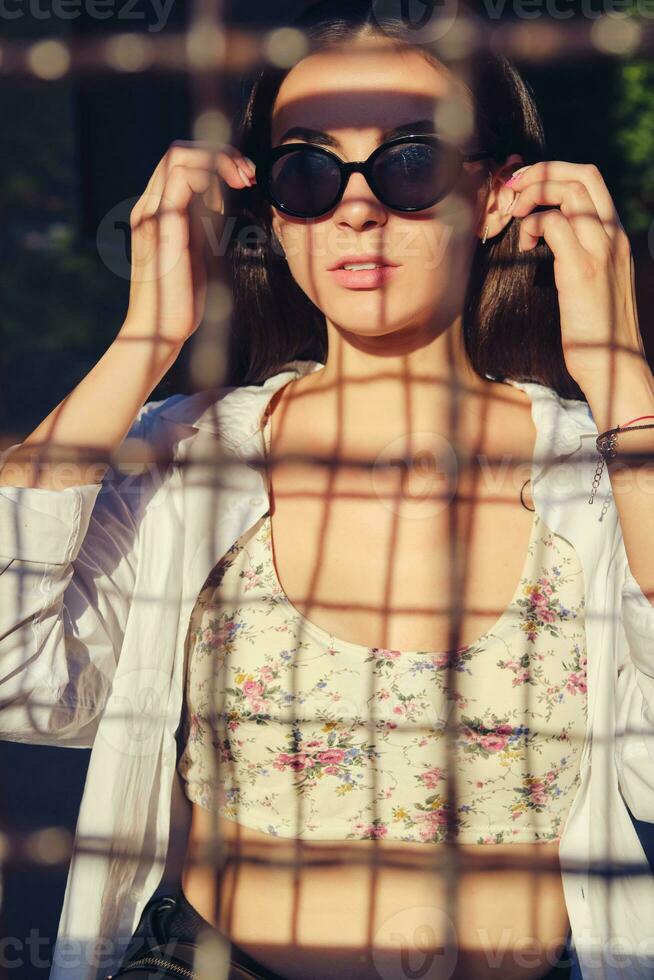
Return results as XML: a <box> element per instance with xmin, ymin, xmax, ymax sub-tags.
<box><xmin>505</xmin><ymin>191</ymin><xmax>520</xmax><ymax>214</ymax></box>
<box><xmin>236</xmin><ymin>164</ymin><xmax>252</xmax><ymax>185</ymax></box>
<box><xmin>504</xmin><ymin>165</ymin><xmax>532</xmax><ymax>187</ymax></box>
<box><xmin>241</xmin><ymin>156</ymin><xmax>256</xmax><ymax>178</ymax></box>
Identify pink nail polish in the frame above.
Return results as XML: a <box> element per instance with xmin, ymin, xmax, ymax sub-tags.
<box><xmin>504</xmin><ymin>165</ymin><xmax>532</xmax><ymax>188</ymax></box>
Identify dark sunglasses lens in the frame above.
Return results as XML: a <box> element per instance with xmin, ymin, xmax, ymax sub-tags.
<box><xmin>269</xmin><ymin>149</ymin><xmax>341</xmax><ymax>215</ymax></box>
<box><xmin>372</xmin><ymin>141</ymin><xmax>456</xmax><ymax>209</ymax></box>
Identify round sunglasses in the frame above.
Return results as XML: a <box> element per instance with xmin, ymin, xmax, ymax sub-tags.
<box><xmin>256</xmin><ymin>134</ymin><xmax>492</xmax><ymax>219</ymax></box>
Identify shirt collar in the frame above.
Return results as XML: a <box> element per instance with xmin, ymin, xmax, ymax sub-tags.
<box><xmin>159</xmin><ymin>359</ymin><xmax>598</xmax><ymax>458</ymax></box>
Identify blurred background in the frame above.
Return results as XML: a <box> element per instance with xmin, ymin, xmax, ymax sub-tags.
<box><xmin>1</xmin><ymin>0</ymin><xmax>654</xmax><ymax>975</ymax></box>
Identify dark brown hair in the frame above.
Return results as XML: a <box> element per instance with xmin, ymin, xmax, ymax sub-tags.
<box><xmin>222</xmin><ymin>0</ymin><xmax>586</xmax><ymax>402</ymax></box>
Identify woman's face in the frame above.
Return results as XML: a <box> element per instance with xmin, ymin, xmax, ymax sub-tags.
<box><xmin>269</xmin><ymin>33</ymin><xmax>494</xmax><ymax>339</ymax></box>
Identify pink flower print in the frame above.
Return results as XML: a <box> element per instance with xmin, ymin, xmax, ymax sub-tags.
<box><xmin>306</xmin><ymin>740</ymin><xmax>322</xmax><ymax>748</ymax></box>
<box><xmin>188</xmin><ymin>714</ymin><xmax>202</xmax><ymax>742</ymax></box>
<box><xmin>475</xmin><ymin>780</ymin><xmax>485</xmax><ymax>788</ymax></box>
<box><xmin>529</xmin><ymin>780</ymin><xmax>548</xmax><ymax>806</ymax></box>
<box><xmin>416</xmin><ymin>809</ymin><xmax>449</xmax><ymax>841</ymax></box>
<box><xmin>260</xmin><ymin>666</ymin><xmax>274</xmax><ymax>683</ymax></box>
<box><xmin>274</xmin><ymin>751</ymin><xmax>308</xmax><ymax>771</ymax></box>
<box><xmin>393</xmin><ymin>706</ymin><xmax>404</xmax><ymax>715</ymax></box>
<box><xmin>243</xmin><ymin>679</ymin><xmax>264</xmax><ymax>697</ymax></box>
<box><xmin>420</xmin><ymin>766</ymin><xmax>444</xmax><ymax>789</ymax></box>
<box><xmin>496</xmin><ymin>724</ymin><xmax>513</xmax><ymax>735</ymax></box>
<box><xmin>378</xmin><ymin>689</ymin><xmax>391</xmax><ymax>700</ymax></box>
<box><xmin>324</xmin><ymin>766</ymin><xmax>340</xmax><ymax>775</ymax></box>
<box><xmin>538</xmin><ymin>607</ymin><xmax>556</xmax><ymax>624</ymax></box>
<box><xmin>480</xmin><ymin>734</ymin><xmax>508</xmax><ymax>752</ymax></box>
<box><xmin>512</xmin><ymin>669</ymin><xmax>531</xmax><ymax>686</ymax></box>
<box><xmin>367</xmin><ymin>823</ymin><xmax>389</xmax><ymax>838</ymax></box>
<box><xmin>566</xmin><ymin>672</ymin><xmax>587</xmax><ymax>695</ymax></box>
<box><xmin>503</xmin><ymin>660</ymin><xmax>520</xmax><ymax>671</ymax></box>
<box><xmin>242</xmin><ymin>568</ymin><xmax>263</xmax><ymax>591</ymax></box>
<box><xmin>545</xmin><ymin>770</ymin><xmax>556</xmax><ymax>783</ymax></box>
<box><xmin>317</xmin><ymin>749</ymin><xmax>345</xmax><ymax>765</ymax></box>
<box><xmin>431</xmin><ymin>651</ymin><xmax>451</xmax><ymax>669</ymax></box>
<box><xmin>203</xmin><ymin>623</ymin><xmax>230</xmax><ymax>646</ymax></box>
<box><xmin>532</xmin><ymin>590</ymin><xmax>549</xmax><ymax>607</ymax></box>
<box><xmin>377</xmin><ymin>649</ymin><xmax>401</xmax><ymax>661</ymax></box>
<box><xmin>385</xmin><ymin>722</ymin><xmax>398</xmax><ymax>730</ymax></box>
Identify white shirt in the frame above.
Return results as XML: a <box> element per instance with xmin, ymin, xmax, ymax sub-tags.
<box><xmin>1</xmin><ymin>358</ymin><xmax>654</xmax><ymax>980</ymax></box>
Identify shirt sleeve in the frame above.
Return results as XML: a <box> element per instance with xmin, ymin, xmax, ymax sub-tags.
<box><xmin>615</xmin><ymin>552</ymin><xmax>654</xmax><ymax>822</ymax></box>
<box><xmin>0</xmin><ymin>395</ymin><xmax>183</xmax><ymax>749</ymax></box>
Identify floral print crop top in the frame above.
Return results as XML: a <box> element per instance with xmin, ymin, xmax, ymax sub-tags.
<box><xmin>176</xmin><ymin>414</ymin><xmax>588</xmax><ymax>845</ymax></box>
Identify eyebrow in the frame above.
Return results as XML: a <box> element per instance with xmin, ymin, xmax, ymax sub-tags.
<box><xmin>276</xmin><ymin>119</ymin><xmax>438</xmax><ymax>147</ymax></box>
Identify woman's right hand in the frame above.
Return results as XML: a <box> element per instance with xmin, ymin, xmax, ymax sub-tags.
<box><xmin>121</xmin><ymin>139</ymin><xmax>256</xmax><ymax>347</ymax></box>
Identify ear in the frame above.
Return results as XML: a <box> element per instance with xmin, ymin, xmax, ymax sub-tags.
<box><xmin>478</xmin><ymin>153</ymin><xmax>525</xmax><ymax>243</ymax></box>
<box><xmin>271</xmin><ymin>214</ymin><xmax>285</xmax><ymax>251</ymax></box>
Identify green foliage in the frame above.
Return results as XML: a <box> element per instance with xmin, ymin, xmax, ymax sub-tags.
<box><xmin>613</xmin><ymin>60</ymin><xmax>654</xmax><ymax>233</ymax></box>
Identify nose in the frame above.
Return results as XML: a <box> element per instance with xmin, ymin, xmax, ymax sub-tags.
<box><xmin>332</xmin><ymin>170</ymin><xmax>388</xmax><ymax>232</ymax></box>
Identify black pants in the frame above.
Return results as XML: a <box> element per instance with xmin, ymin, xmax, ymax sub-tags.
<box><xmin>164</xmin><ymin>885</ymin><xmax>574</xmax><ymax>979</ymax></box>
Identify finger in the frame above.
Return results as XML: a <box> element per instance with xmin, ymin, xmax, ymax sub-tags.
<box><xmin>201</xmin><ymin>173</ymin><xmax>224</xmax><ymax>212</ymax></box>
<box><xmin>510</xmin><ymin>178</ymin><xmax>610</xmax><ymax>258</ymax></box>
<box><xmin>148</xmin><ymin>165</ymin><xmax>216</xmax><ymax>220</ymax></box>
<box><xmin>517</xmin><ymin>208</ymin><xmax>591</xmax><ymax>268</ymax></box>
<box><xmin>506</xmin><ymin>161</ymin><xmax>623</xmax><ymax>238</ymax></box>
<box><xmin>163</xmin><ymin>143</ymin><xmax>255</xmax><ymax>190</ymax></box>
<box><xmin>134</xmin><ymin>144</ymin><xmax>253</xmax><ymax>223</ymax></box>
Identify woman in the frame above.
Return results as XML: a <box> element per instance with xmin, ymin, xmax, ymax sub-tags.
<box><xmin>1</xmin><ymin>2</ymin><xmax>654</xmax><ymax>979</ymax></box>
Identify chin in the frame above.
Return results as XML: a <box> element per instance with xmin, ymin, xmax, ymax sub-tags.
<box><xmin>329</xmin><ymin>311</ymin><xmax>424</xmax><ymax>338</ymax></box>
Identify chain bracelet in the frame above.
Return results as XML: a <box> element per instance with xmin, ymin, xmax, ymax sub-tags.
<box><xmin>588</xmin><ymin>431</ymin><xmax>617</xmax><ymax>505</ymax></box>
<box><xmin>588</xmin><ymin>453</ymin><xmax>605</xmax><ymax>506</ymax></box>
<box><xmin>588</xmin><ymin>422</ymin><xmax>654</xmax><ymax>505</ymax></box>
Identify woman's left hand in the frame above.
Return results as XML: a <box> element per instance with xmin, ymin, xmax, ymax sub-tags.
<box><xmin>504</xmin><ymin>161</ymin><xmax>647</xmax><ymax>391</ymax></box>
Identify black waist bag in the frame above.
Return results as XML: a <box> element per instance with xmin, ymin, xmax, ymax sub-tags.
<box><xmin>105</xmin><ymin>893</ymin><xmax>281</xmax><ymax>980</ymax></box>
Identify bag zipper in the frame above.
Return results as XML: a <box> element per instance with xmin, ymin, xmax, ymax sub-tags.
<box><xmin>107</xmin><ymin>954</ymin><xmax>199</xmax><ymax>979</ymax></box>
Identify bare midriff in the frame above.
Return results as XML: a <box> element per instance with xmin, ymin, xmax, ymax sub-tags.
<box><xmin>181</xmin><ymin>803</ymin><xmax>570</xmax><ymax>980</ymax></box>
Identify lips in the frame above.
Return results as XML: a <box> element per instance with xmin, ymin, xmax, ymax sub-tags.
<box><xmin>328</xmin><ymin>254</ymin><xmax>399</xmax><ymax>271</ymax></box>
<box><xmin>329</xmin><ymin>262</ymin><xmax>400</xmax><ymax>290</ymax></box>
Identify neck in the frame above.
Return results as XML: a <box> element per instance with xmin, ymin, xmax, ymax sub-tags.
<box><xmin>280</xmin><ymin>314</ymin><xmax>518</xmax><ymax>457</ymax></box>
<box><xmin>308</xmin><ymin>313</ymin><xmax>499</xmax><ymax>416</ymax></box>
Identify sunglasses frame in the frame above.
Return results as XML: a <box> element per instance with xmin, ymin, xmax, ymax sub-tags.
<box><xmin>256</xmin><ymin>134</ymin><xmax>493</xmax><ymax>218</ymax></box>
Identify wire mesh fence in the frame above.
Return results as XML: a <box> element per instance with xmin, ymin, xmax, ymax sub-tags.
<box><xmin>1</xmin><ymin>2</ymin><xmax>654</xmax><ymax>979</ymax></box>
